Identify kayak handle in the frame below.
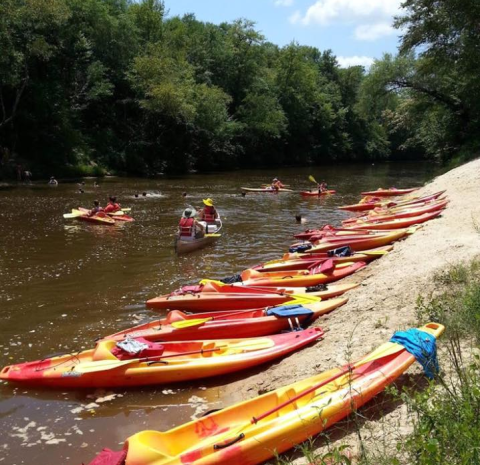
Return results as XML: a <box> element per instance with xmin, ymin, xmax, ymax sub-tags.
<box><xmin>213</xmin><ymin>433</ymin><xmax>245</xmax><ymax>450</ymax></box>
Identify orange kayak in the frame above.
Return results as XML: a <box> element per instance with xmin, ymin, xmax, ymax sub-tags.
<box><xmin>146</xmin><ymin>282</ymin><xmax>358</xmax><ymax>312</ymax></box>
<box><xmin>73</xmin><ymin>209</ymin><xmax>115</xmax><ymax>225</ymax></box>
<box><xmin>85</xmin><ymin>323</ymin><xmax>444</xmax><ymax>465</ymax></box>
<box><xmin>361</xmin><ymin>187</ymin><xmax>418</xmax><ymax>196</ymax></box>
<box><xmin>280</xmin><ymin>245</ymin><xmax>393</xmax><ymax>263</ymax></box>
<box><xmin>345</xmin><ymin>210</ymin><xmax>442</xmax><ymax>230</ymax></box>
<box><xmin>105</xmin><ymin>298</ymin><xmax>347</xmax><ymax>342</ymax></box>
<box><xmin>241</xmin><ymin>261</ymin><xmax>366</xmax><ymax>287</ymax></box>
<box><xmin>342</xmin><ymin>199</ymin><xmax>448</xmax><ymax>224</ymax></box>
<box><xmin>0</xmin><ymin>329</ymin><xmax>323</xmax><ymax>389</ymax></box>
<box><xmin>300</xmin><ymin>190</ymin><xmax>336</xmax><ymax>197</ymax></box>
<box><xmin>306</xmin><ymin>229</ymin><xmax>409</xmax><ymax>253</ymax></box>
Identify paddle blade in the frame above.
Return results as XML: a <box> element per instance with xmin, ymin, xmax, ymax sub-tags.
<box><xmin>171</xmin><ymin>318</ymin><xmax>212</xmax><ymax>329</ymax></box>
<box><xmin>308</xmin><ymin>175</ymin><xmax>317</xmax><ymax>184</ymax></box>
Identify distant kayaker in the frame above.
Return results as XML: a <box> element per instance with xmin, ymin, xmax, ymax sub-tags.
<box><xmin>49</xmin><ymin>176</ymin><xmax>58</xmax><ymax>186</ymax></box>
<box><xmin>94</xmin><ymin>182</ymin><xmax>100</xmax><ymax>188</ymax></box>
<box><xmin>179</xmin><ymin>208</ymin><xmax>205</xmax><ymax>239</ymax></box>
<box><xmin>318</xmin><ymin>181</ymin><xmax>328</xmax><ymax>193</ymax></box>
<box><xmin>199</xmin><ymin>198</ymin><xmax>219</xmax><ymax>224</ymax></box>
<box><xmin>142</xmin><ymin>192</ymin><xmax>147</xmax><ymax>197</ymax></box>
<box><xmin>271</xmin><ymin>178</ymin><xmax>285</xmax><ymax>191</ymax></box>
<box><xmin>104</xmin><ymin>196</ymin><xmax>121</xmax><ymax>213</ymax></box>
<box><xmin>182</xmin><ymin>192</ymin><xmax>187</xmax><ymax>198</ymax></box>
<box><xmin>295</xmin><ymin>214</ymin><xmax>307</xmax><ymax>224</ymax></box>
<box><xmin>88</xmin><ymin>200</ymin><xmax>103</xmax><ymax>217</ymax></box>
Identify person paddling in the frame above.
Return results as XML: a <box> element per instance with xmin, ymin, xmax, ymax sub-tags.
<box><xmin>199</xmin><ymin>198</ymin><xmax>219</xmax><ymax>224</ymax></box>
<box><xmin>179</xmin><ymin>208</ymin><xmax>205</xmax><ymax>239</ymax></box>
<box><xmin>318</xmin><ymin>181</ymin><xmax>328</xmax><ymax>193</ymax></box>
<box><xmin>271</xmin><ymin>178</ymin><xmax>284</xmax><ymax>191</ymax></box>
<box><xmin>88</xmin><ymin>200</ymin><xmax>104</xmax><ymax>217</ymax></box>
<box><xmin>49</xmin><ymin>176</ymin><xmax>58</xmax><ymax>186</ymax></box>
<box><xmin>104</xmin><ymin>196</ymin><xmax>121</xmax><ymax>213</ymax></box>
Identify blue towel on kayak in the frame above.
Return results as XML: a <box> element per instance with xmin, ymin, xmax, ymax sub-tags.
<box><xmin>390</xmin><ymin>328</ymin><xmax>439</xmax><ymax>379</ymax></box>
<box><xmin>266</xmin><ymin>305</ymin><xmax>314</xmax><ymax>318</ymax></box>
<box><xmin>289</xmin><ymin>244</ymin><xmax>312</xmax><ymax>253</ymax></box>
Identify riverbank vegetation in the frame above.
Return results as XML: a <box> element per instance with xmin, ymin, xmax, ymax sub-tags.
<box><xmin>0</xmin><ymin>0</ymin><xmax>478</xmax><ymax>178</ymax></box>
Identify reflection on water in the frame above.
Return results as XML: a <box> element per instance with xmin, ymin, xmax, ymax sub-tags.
<box><xmin>0</xmin><ymin>162</ymin><xmax>437</xmax><ymax>463</ymax></box>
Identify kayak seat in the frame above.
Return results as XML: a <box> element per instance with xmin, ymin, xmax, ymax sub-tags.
<box><xmin>327</xmin><ymin>246</ymin><xmax>352</xmax><ymax>257</ymax></box>
<box><xmin>164</xmin><ymin>310</ymin><xmax>190</xmax><ymax>324</ymax></box>
<box><xmin>111</xmin><ymin>337</ymin><xmax>165</xmax><ymax>361</ymax></box>
<box><xmin>266</xmin><ymin>305</ymin><xmax>313</xmax><ymax>318</ymax></box>
<box><xmin>92</xmin><ymin>340</ymin><xmax>119</xmax><ymax>361</ymax></box>
<box><xmin>170</xmin><ymin>285</ymin><xmax>203</xmax><ymax>296</ymax></box>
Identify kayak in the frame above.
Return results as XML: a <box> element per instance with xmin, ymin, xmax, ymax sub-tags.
<box><xmin>258</xmin><ymin>246</ymin><xmax>393</xmax><ymax>271</ymax></box>
<box><xmin>305</xmin><ymin>229</ymin><xmax>409</xmax><ymax>253</ymax></box>
<box><xmin>175</xmin><ymin>218</ymin><xmax>222</xmax><ymax>254</ymax></box>
<box><xmin>86</xmin><ymin>322</ymin><xmax>444</xmax><ymax>465</ymax></box>
<box><xmin>106</xmin><ymin>298</ymin><xmax>347</xmax><ymax>342</ymax></box>
<box><xmin>300</xmin><ymin>190</ymin><xmax>336</xmax><ymax>197</ymax></box>
<box><xmin>342</xmin><ymin>199</ymin><xmax>448</xmax><ymax>224</ymax></box>
<box><xmin>339</xmin><ymin>191</ymin><xmax>446</xmax><ymax>212</ymax></box>
<box><xmin>241</xmin><ymin>187</ymin><xmax>294</xmax><ymax>193</ymax></box>
<box><xmin>146</xmin><ymin>282</ymin><xmax>359</xmax><ymax>312</ymax></box>
<box><xmin>72</xmin><ymin>209</ymin><xmax>115</xmax><ymax>226</ymax></box>
<box><xmin>241</xmin><ymin>261</ymin><xmax>366</xmax><ymax>288</ymax></box>
<box><xmin>345</xmin><ymin>210</ymin><xmax>442</xmax><ymax>230</ymax></box>
<box><xmin>361</xmin><ymin>187</ymin><xmax>419</xmax><ymax>197</ymax></box>
<box><xmin>0</xmin><ymin>328</ymin><xmax>323</xmax><ymax>389</ymax></box>
<box><xmin>77</xmin><ymin>207</ymin><xmax>134</xmax><ymax>222</ymax></box>
<box><xmin>294</xmin><ymin>226</ymin><xmax>396</xmax><ymax>241</ymax></box>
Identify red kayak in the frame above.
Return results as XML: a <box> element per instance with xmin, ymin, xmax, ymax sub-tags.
<box><xmin>78</xmin><ymin>207</ymin><xmax>134</xmax><ymax>222</ymax></box>
<box><xmin>146</xmin><ymin>282</ymin><xmax>359</xmax><ymax>312</ymax></box>
<box><xmin>106</xmin><ymin>298</ymin><xmax>348</xmax><ymax>342</ymax></box>
<box><xmin>361</xmin><ymin>187</ymin><xmax>418</xmax><ymax>197</ymax></box>
<box><xmin>241</xmin><ymin>261</ymin><xmax>366</xmax><ymax>288</ymax></box>
<box><xmin>300</xmin><ymin>190</ymin><xmax>336</xmax><ymax>197</ymax></box>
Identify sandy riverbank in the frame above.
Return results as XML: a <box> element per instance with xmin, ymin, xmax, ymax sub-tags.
<box><xmin>222</xmin><ymin>158</ymin><xmax>480</xmax><ymax>462</ymax></box>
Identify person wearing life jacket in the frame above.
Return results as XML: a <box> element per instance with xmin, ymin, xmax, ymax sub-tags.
<box><xmin>104</xmin><ymin>196</ymin><xmax>121</xmax><ymax>213</ymax></box>
<box><xmin>88</xmin><ymin>200</ymin><xmax>104</xmax><ymax>217</ymax></box>
<box><xmin>199</xmin><ymin>198</ymin><xmax>219</xmax><ymax>224</ymax></box>
<box><xmin>271</xmin><ymin>178</ymin><xmax>284</xmax><ymax>191</ymax></box>
<box><xmin>179</xmin><ymin>208</ymin><xmax>204</xmax><ymax>239</ymax></box>
<box><xmin>318</xmin><ymin>181</ymin><xmax>328</xmax><ymax>193</ymax></box>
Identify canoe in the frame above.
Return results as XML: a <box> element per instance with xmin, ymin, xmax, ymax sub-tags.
<box><xmin>241</xmin><ymin>261</ymin><xmax>366</xmax><ymax>288</ymax></box>
<box><xmin>338</xmin><ymin>191</ymin><xmax>446</xmax><ymax>212</ymax></box>
<box><xmin>72</xmin><ymin>209</ymin><xmax>115</xmax><ymax>226</ymax></box>
<box><xmin>361</xmin><ymin>187</ymin><xmax>419</xmax><ymax>197</ymax></box>
<box><xmin>305</xmin><ymin>229</ymin><xmax>409</xmax><ymax>253</ymax></box>
<box><xmin>146</xmin><ymin>282</ymin><xmax>359</xmax><ymax>312</ymax></box>
<box><xmin>342</xmin><ymin>199</ymin><xmax>448</xmax><ymax>224</ymax></box>
<box><xmin>241</xmin><ymin>187</ymin><xmax>293</xmax><ymax>193</ymax></box>
<box><xmin>78</xmin><ymin>207</ymin><xmax>134</xmax><ymax>222</ymax></box>
<box><xmin>260</xmin><ymin>246</ymin><xmax>393</xmax><ymax>271</ymax></box>
<box><xmin>300</xmin><ymin>190</ymin><xmax>336</xmax><ymax>197</ymax></box>
<box><xmin>345</xmin><ymin>210</ymin><xmax>442</xmax><ymax>230</ymax></box>
<box><xmin>86</xmin><ymin>322</ymin><xmax>444</xmax><ymax>465</ymax></box>
<box><xmin>175</xmin><ymin>219</ymin><xmax>222</xmax><ymax>254</ymax></box>
<box><xmin>106</xmin><ymin>298</ymin><xmax>347</xmax><ymax>342</ymax></box>
<box><xmin>0</xmin><ymin>328</ymin><xmax>323</xmax><ymax>389</ymax></box>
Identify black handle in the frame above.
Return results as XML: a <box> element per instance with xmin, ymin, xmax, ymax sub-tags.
<box><xmin>213</xmin><ymin>433</ymin><xmax>245</xmax><ymax>450</ymax></box>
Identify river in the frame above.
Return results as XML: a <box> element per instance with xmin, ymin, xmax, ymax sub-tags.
<box><xmin>0</xmin><ymin>162</ymin><xmax>436</xmax><ymax>464</ymax></box>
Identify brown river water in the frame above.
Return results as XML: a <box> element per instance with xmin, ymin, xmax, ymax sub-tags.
<box><xmin>0</xmin><ymin>163</ymin><xmax>436</xmax><ymax>464</ymax></box>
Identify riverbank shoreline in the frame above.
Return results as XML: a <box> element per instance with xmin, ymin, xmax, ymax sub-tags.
<box><xmin>220</xmin><ymin>157</ymin><xmax>480</xmax><ymax>461</ymax></box>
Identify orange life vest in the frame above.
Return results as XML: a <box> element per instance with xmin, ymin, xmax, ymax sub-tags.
<box><xmin>179</xmin><ymin>217</ymin><xmax>195</xmax><ymax>237</ymax></box>
<box><xmin>203</xmin><ymin>206</ymin><xmax>217</xmax><ymax>223</ymax></box>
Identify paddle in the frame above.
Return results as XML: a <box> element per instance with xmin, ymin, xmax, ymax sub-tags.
<box><xmin>205</xmin><ymin>233</ymin><xmax>221</xmax><ymax>238</ymax></box>
<box><xmin>308</xmin><ymin>175</ymin><xmax>318</xmax><ymax>184</ymax></box>
<box><xmin>75</xmin><ymin>339</ymin><xmax>275</xmax><ymax>374</ymax></box>
<box><xmin>63</xmin><ymin>211</ymin><xmax>83</xmax><ymax>219</ymax></box>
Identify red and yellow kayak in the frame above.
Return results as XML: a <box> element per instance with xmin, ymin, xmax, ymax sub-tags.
<box><xmin>106</xmin><ymin>298</ymin><xmax>347</xmax><ymax>342</ymax></box>
<box><xmin>0</xmin><ymin>329</ymin><xmax>322</xmax><ymax>389</ymax></box>
<box><xmin>241</xmin><ymin>187</ymin><xmax>293</xmax><ymax>193</ymax></box>
<box><xmin>300</xmin><ymin>190</ymin><xmax>336</xmax><ymax>197</ymax></box>
<box><xmin>146</xmin><ymin>282</ymin><xmax>358</xmax><ymax>312</ymax></box>
<box><xmin>360</xmin><ymin>187</ymin><xmax>419</xmax><ymax>197</ymax></box>
<box><xmin>78</xmin><ymin>207</ymin><xmax>134</xmax><ymax>222</ymax></box>
<box><xmin>85</xmin><ymin>323</ymin><xmax>444</xmax><ymax>465</ymax></box>
<box><xmin>306</xmin><ymin>229</ymin><xmax>409</xmax><ymax>253</ymax></box>
<box><xmin>241</xmin><ymin>261</ymin><xmax>366</xmax><ymax>287</ymax></box>
<box><xmin>72</xmin><ymin>209</ymin><xmax>115</xmax><ymax>225</ymax></box>
<box><xmin>345</xmin><ymin>210</ymin><xmax>442</xmax><ymax>230</ymax></box>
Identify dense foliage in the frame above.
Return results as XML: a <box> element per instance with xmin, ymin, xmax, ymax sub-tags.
<box><xmin>0</xmin><ymin>0</ymin><xmax>478</xmax><ymax>177</ymax></box>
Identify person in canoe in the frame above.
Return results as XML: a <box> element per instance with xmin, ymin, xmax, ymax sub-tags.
<box><xmin>104</xmin><ymin>196</ymin><xmax>121</xmax><ymax>213</ymax></box>
<box><xmin>88</xmin><ymin>200</ymin><xmax>104</xmax><ymax>217</ymax></box>
<box><xmin>199</xmin><ymin>198</ymin><xmax>219</xmax><ymax>224</ymax></box>
<box><xmin>179</xmin><ymin>208</ymin><xmax>205</xmax><ymax>239</ymax></box>
<box><xmin>48</xmin><ymin>176</ymin><xmax>58</xmax><ymax>186</ymax></box>
<box><xmin>271</xmin><ymin>178</ymin><xmax>285</xmax><ymax>191</ymax></box>
<box><xmin>318</xmin><ymin>181</ymin><xmax>328</xmax><ymax>193</ymax></box>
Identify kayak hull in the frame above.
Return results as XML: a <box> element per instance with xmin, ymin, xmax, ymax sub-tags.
<box><xmin>345</xmin><ymin>210</ymin><xmax>441</xmax><ymax>230</ymax></box>
<box><xmin>106</xmin><ymin>298</ymin><xmax>348</xmax><ymax>342</ymax></box>
<box><xmin>87</xmin><ymin>323</ymin><xmax>444</xmax><ymax>465</ymax></box>
<box><xmin>361</xmin><ymin>188</ymin><xmax>418</xmax><ymax>196</ymax></box>
<box><xmin>0</xmin><ymin>329</ymin><xmax>322</xmax><ymax>389</ymax></box>
<box><xmin>241</xmin><ymin>187</ymin><xmax>293</xmax><ymax>193</ymax></box>
<box><xmin>300</xmin><ymin>190</ymin><xmax>336</xmax><ymax>197</ymax></box>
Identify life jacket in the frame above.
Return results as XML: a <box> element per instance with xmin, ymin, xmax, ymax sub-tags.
<box><xmin>203</xmin><ymin>206</ymin><xmax>216</xmax><ymax>223</ymax></box>
<box><xmin>179</xmin><ymin>217</ymin><xmax>195</xmax><ymax>237</ymax></box>
<box><xmin>104</xmin><ymin>202</ymin><xmax>120</xmax><ymax>213</ymax></box>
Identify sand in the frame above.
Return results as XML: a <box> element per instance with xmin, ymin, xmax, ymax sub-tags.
<box><xmin>221</xmin><ymin>158</ymin><xmax>480</xmax><ymax>462</ymax></box>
